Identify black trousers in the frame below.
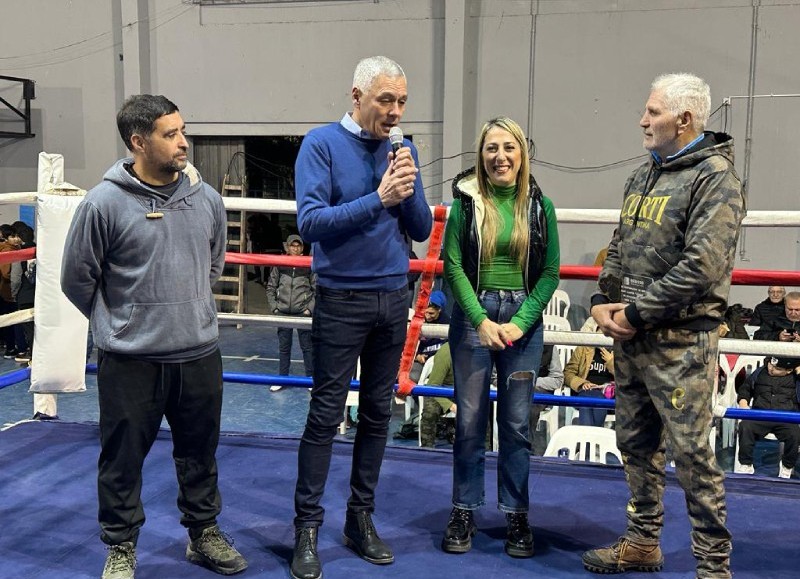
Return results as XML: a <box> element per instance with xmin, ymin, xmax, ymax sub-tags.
<box><xmin>738</xmin><ymin>420</ymin><xmax>800</xmax><ymax>468</ymax></box>
<box><xmin>294</xmin><ymin>286</ymin><xmax>407</xmax><ymax>527</ymax></box>
<box><xmin>96</xmin><ymin>349</ymin><xmax>223</xmax><ymax>545</ymax></box>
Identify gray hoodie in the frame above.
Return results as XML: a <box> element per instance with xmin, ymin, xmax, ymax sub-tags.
<box><xmin>61</xmin><ymin>159</ymin><xmax>227</xmax><ymax>360</ymax></box>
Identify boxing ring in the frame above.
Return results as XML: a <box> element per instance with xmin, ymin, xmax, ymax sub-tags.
<box><xmin>2</xmin><ymin>156</ymin><xmax>800</xmax><ymax>577</ymax></box>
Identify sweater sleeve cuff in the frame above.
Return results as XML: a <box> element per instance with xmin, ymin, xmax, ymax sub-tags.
<box><xmin>366</xmin><ymin>191</ymin><xmax>386</xmax><ymax>214</ymax></box>
<box><xmin>590</xmin><ymin>293</ymin><xmax>610</xmax><ymax>308</ymax></box>
<box><xmin>625</xmin><ymin>303</ymin><xmax>646</xmax><ymax>328</ymax></box>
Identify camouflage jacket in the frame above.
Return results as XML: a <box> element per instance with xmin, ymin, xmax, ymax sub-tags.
<box><xmin>593</xmin><ymin>132</ymin><xmax>744</xmax><ymax>331</ymax></box>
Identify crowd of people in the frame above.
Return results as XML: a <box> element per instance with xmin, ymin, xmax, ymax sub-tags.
<box><xmin>3</xmin><ymin>53</ymin><xmax>790</xmax><ymax>579</ymax></box>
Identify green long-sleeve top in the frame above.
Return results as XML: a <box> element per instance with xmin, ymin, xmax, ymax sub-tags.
<box><xmin>443</xmin><ymin>186</ymin><xmax>560</xmax><ymax>333</ymax></box>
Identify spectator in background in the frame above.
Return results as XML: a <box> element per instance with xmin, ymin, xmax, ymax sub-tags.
<box><xmin>754</xmin><ymin>291</ymin><xmax>800</xmax><ymax>342</ymax></box>
<box><xmin>409</xmin><ymin>290</ymin><xmax>449</xmax><ymax>382</ymax></box>
<box><xmin>394</xmin><ymin>290</ymin><xmax>451</xmax><ymax>440</ymax></box>
<box><xmin>419</xmin><ymin>342</ymin><xmax>455</xmax><ymax>448</ymax></box>
<box><xmin>564</xmin><ymin>327</ymin><xmax>615</xmax><ymax>427</ymax></box>
<box><xmin>735</xmin><ymin>356</ymin><xmax>800</xmax><ymax>479</ymax></box>
<box><xmin>0</xmin><ymin>224</ymin><xmax>23</xmax><ymax>359</ymax></box>
<box><xmin>750</xmin><ymin>286</ymin><xmax>786</xmax><ymax>332</ymax></box>
<box><xmin>10</xmin><ymin>222</ymin><xmax>36</xmax><ymax>363</ymax></box>
<box><xmin>528</xmin><ymin>344</ymin><xmax>565</xmax><ymax>455</ymax></box>
<box><xmin>265</xmin><ymin>233</ymin><xmax>315</xmax><ymax>392</ymax></box>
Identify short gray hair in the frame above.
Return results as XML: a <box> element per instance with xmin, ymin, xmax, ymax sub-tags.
<box><xmin>651</xmin><ymin>73</ymin><xmax>711</xmax><ymax>131</ymax></box>
<box><xmin>352</xmin><ymin>56</ymin><xmax>405</xmax><ymax>93</ymax></box>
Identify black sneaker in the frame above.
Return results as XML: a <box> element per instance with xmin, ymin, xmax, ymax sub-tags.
<box><xmin>3</xmin><ymin>348</ymin><xmax>18</xmax><ymax>359</ymax></box>
<box><xmin>441</xmin><ymin>507</ymin><xmax>476</xmax><ymax>554</ymax></box>
<box><xmin>505</xmin><ymin>512</ymin><xmax>534</xmax><ymax>558</ymax></box>
<box><xmin>186</xmin><ymin>525</ymin><xmax>248</xmax><ymax>575</ymax></box>
<box><xmin>101</xmin><ymin>542</ymin><xmax>136</xmax><ymax>579</ymax></box>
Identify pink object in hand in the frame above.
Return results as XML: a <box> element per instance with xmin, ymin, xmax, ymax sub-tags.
<box><xmin>603</xmin><ymin>382</ymin><xmax>616</xmax><ymax>399</ymax></box>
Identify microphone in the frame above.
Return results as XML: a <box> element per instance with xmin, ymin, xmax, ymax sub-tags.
<box><xmin>389</xmin><ymin>126</ymin><xmax>404</xmax><ymax>154</ymax></box>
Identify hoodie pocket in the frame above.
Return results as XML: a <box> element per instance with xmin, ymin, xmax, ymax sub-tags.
<box><xmin>110</xmin><ymin>298</ymin><xmax>217</xmax><ymax>353</ymax></box>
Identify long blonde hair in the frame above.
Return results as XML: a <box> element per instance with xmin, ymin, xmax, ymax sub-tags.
<box><xmin>474</xmin><ymin>117</ymin><xmax>531</xmax><ymax>266</ymax></box>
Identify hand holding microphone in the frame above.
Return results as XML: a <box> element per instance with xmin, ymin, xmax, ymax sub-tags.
<box><xmin>378</xmin><ymin>126</ymin><xmax>418</xmax><ymax>207</ymax></box>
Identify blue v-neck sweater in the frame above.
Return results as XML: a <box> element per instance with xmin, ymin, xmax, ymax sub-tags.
<box><xmin>295</xmin><ymin>122</ymin><xmax>432</xmax><ymax>291</ymax></box>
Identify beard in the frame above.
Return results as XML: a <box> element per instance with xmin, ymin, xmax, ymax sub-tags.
<box><xmin>160</xmin><ymin>156</ymin><xmax>187</xmax><ymax>174</ymax></box>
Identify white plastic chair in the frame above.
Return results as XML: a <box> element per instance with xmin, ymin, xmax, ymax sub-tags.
<box><xmin>544</xmin><ymin>425</ymin><xmax>622</xmax><ymax>464</ymax></box>
<box><xmin>534</xmin><ymin>346</ymin><xmax>568</xmax><ymax>443</ymax></box>
<box><xmin>557</xmin><ymin>344</ymin><xmax>576</xmax><ymax>373</ymax></box>
<box><xmin>542</xmin><ymin>314</ymin><xmax>571</xmax><ymax>332</ymax></box>
<box><xmin>544</xmin><ymin>289</ymin><xmax>571</xmax><ymax>319</ymax></box>
<box><xmin>732</xmin><ymin>354</ymin><xmax>765</xmax><ymax>378</ymax></box>
<box><xmin>555</xmin><ymin>344</ymin><xmax>578</xmax><ymax>425</ymax></box>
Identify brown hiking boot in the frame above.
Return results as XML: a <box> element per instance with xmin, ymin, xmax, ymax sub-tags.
<box><xmin>582</xmin><ymin>537</ymin><xmax>663</xmax><ymax>573</ymax></box>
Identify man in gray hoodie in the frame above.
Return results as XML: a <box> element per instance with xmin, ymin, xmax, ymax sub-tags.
<box><xmin>61</xmin><ymin>95</ymin><xmax>247</xmax><ymax>579</ymax></box>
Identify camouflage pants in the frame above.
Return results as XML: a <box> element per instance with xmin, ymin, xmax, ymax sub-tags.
<box><xmin>614</xmin><ymin>328</ymin><xmax>731</xmax><ymax>578</ymax></box>
<box><xmin>420</xmin><ymin>397</ymin><xmax>448</xmax><ymax>447</ymax></box>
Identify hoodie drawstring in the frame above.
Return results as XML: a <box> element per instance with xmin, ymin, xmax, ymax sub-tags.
<box><xmin>146</xmin><ymin>199</ymin><xmax>164</xmax><ymax>220</ymax></box>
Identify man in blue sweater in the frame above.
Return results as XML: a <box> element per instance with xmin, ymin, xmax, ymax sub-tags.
<box><xmin>290</xmin><ymin>56</ymin><xmax>432</xmax><ymax>579</ymax></box>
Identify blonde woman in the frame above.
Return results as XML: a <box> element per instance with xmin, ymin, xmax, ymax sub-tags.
<box><xmin>441</xmin><ymin>117</ymin><xmax>559</xmax><ymax>558</ymax></box>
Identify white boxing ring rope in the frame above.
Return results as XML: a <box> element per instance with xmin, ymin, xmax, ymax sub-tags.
<box><xmin>4</xmin><ymin>167</ymin><xmax>800</xmax><ymax>422</ymax></box>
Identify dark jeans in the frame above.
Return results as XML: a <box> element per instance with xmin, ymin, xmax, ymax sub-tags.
<box><xmin>96</xmin><ymin>349</ymin><xmax>223</xmax><ymax>545</ymax></box>
<box><xmin>294</xmin><ymin>286</ymin><xmax>408</xmax><ymax>527</ymax></box>
<box><xmin>738</xmin><ymin>420</ymin><xmax>800</xmax><ymax>468</ymax></box>
<box><xmin>277</xmin><ymin>326</ymin><xmax>313</xmax><ymax>376</ymax></box>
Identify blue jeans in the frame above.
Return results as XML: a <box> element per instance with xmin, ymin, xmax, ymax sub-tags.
<box><xmin>294</xmin><ymin>285</ymin><xmax>408</xmax><ymax>527</ymax></box>
<box><xmin>576</xmin><ymin>388</ymin><xmax>609</xmax><ymax>427</ymax></box>
<box><xmin>450</xmin><ymin>290</ymin><xmax>544</xmax><ymax>512</ymax></box>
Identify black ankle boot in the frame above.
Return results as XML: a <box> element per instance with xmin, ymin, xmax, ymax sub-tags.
<box><xmin>342</xmin><ymin>511</ymin><xmax>394</xmax><ymax>564</ymax></box>
<box><xmin>442</xmin><ymin>507</ymin><xmax>477</xmax><ymax>554</ymax></box>
<box><xmin>505</xmin><ymin>512</ymin><xmax>534</xmax><ymax>558</ymax></box>
<box><xmin>291</xmin><ymin>527</ymin><xmax>321</xmax><ymax>579</ymax></box>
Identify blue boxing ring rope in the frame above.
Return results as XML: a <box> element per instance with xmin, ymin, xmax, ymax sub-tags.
<box><xmin>3</xmin><ymin>363</ymin><xmax>798</xmax><ymax>426</ymax></box>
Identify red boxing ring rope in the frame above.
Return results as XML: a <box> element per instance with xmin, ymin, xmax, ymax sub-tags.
<box><xmin>224</xmin><ymin>255</ymin><xmax>800</xmax><ymax>286</ymax></box>
<box><xmin>397</xmin><ymin>205</ymin><xmax>449</xmax><ymax>396</ymax></box>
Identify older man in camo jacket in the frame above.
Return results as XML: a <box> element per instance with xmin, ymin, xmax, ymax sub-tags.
<box><xmin>583</xmin><ymin>73</ymin><xmax>744</xmax><ymax>579</ymax></box>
